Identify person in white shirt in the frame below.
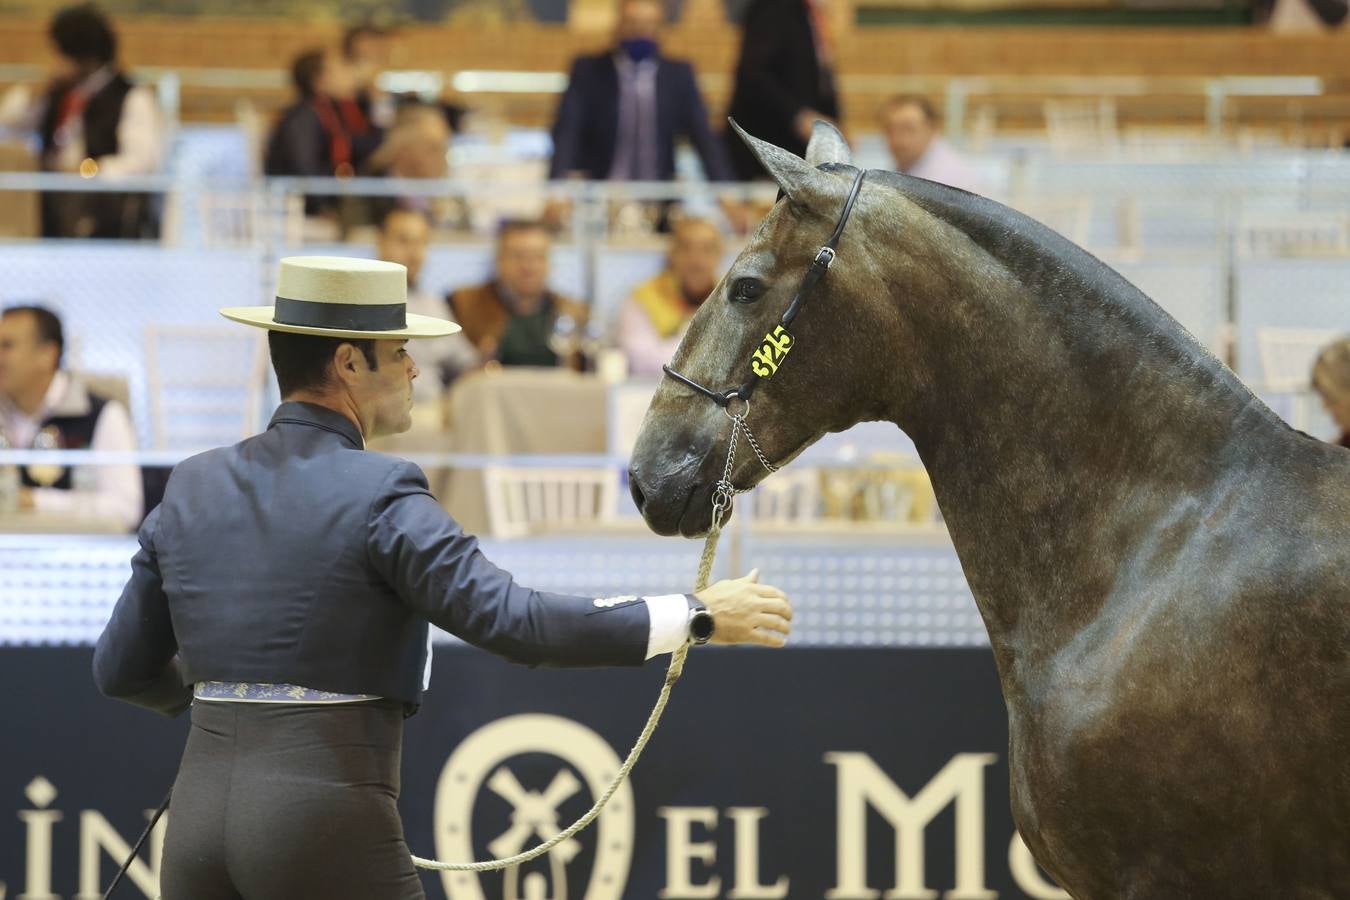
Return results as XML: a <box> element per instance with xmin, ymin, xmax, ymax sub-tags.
<box><xmin>0</xmin><ymin>305</ymin><xmax>142</xmax><ymax>529</ymax></box>
<box><xmin>616</xmin><ymin>217</ymin><xmax>724</xmax><ymax>376</ymax></box>
<box><xmin>374</xmin><ymin>207</ymin><xmax>478</xmax><ymax>398</ymax></box>
<box><xmin>880</xmin><ymin>94</ymin><xmax>983</xmax><ymax>195</ymax></box>
<box><xmin>0</xmin><ymin>5</ymin><xmax>163</xmax><ymax>238</ymax></box>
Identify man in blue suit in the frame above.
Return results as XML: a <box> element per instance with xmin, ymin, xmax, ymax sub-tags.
<box><xmin>92</xmin><ymin>256</ymin><xmax>791</xmax><ymax>899</ymax></box>
<box><xmin>547</xmin><ymin>0</ymin><xmax>749</xmax><ymax>231</ymax></box>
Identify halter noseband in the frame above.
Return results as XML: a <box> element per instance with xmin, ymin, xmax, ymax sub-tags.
<box><xmin>662</xmin><ymin>167</ymin><xmax>867</xmax><ymax>409</ymax></box>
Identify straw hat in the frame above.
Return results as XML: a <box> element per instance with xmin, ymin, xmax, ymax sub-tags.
<box><xmin>220</xmin><ymin>256</ymin><xmax>460</xmax><ymax>340</ymax></box>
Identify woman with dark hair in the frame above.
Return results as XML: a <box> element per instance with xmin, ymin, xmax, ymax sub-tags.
<box><xmin>0</xmin><ymin>3</ymin><xmax>163</xmax><ymax>238</ymax></box>
<box><xmin>263</xmin><ymin>48</ymin><xmax>381</xmax><ymax>219</ymax></box>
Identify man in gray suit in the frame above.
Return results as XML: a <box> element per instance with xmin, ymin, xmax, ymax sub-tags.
<box><xmin>92</xmin><ymin>256</ymin><xmax>792</xmax><ymax>899</ymax></box>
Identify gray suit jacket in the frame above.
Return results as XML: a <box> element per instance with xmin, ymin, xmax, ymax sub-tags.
<box><xmin>93</xmin><ymin>401</ymin><xmax>655</xmax><ymax>716</ymax></box>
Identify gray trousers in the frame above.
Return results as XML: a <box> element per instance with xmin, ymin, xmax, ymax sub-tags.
<box><xmin>160</xmin><ymin>698</ymin><xmax>426</xmax><ymax>900</ymax></box>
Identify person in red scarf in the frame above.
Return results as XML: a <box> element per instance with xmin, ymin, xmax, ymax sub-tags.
<box><xmin>263</xmin><ymin>48</ymin><xmax>380</xmax><ymax>218</ymax></box>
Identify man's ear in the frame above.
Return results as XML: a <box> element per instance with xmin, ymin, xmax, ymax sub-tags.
<box><xmin>331</xmin><ymin>342</ymin><xmax>364</xmax><ymax>386</ymax></box>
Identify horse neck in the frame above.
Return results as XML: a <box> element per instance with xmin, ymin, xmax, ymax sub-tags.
<box><xmin>878</xmin><ymin>213</ymin><xmax>1284</xmax><ymax>667</ymax></box>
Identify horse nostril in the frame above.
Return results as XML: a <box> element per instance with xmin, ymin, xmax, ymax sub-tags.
<box><xmin>628</xmin><ymin>469</ymin><xmax>647</xmax><ymax>512</ymax></box>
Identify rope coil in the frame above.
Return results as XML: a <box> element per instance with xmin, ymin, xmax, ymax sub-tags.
<box><xmin>410</xmin><ymin>518</ymin><xmax>723</xmax><ymax>873</ymax></box>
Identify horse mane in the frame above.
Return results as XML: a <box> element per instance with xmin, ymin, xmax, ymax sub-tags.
<box><xmin>864</xmin><ymin>166</ymin><xmax>1266</xmax><ymax>411</ymax></box>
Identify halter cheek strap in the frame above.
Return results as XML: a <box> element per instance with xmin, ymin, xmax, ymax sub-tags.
<box><xmin>662</xmin><ymin>168</ymin><xmax>866</xmax><ymax>407</ymax></box>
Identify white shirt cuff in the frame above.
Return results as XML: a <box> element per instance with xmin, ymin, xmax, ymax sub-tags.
<box><xmin>643</xmin><ymin>594</ymin><xmax>692</xmax><ymax>660</ymax></box>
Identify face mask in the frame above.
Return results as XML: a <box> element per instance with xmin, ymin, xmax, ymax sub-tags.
<box><xmin>620</xmin><ymin>38</ymin><xmax>658</xmax><ymax>62</ymax></box>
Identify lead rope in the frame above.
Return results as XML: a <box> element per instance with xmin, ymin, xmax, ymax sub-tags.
<box><xmin>411</xmin><ymin>407</ymin><xmax>778</xmax><ymax>875</ymax></box>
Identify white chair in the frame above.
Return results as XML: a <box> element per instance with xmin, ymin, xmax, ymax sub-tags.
<box><xmin>1237</xmin><ymin>211</ymin><xmax>1350</xmax><ymax>259</ymax></box>
<box><xmin>1257</xmin><ymin>327</ymin><xmax>1342</xmax><ymax>432</ymax></box>
<box><xmin>1008</xmin><ymin>195</ymin><xmax>1094</xmax><ymax>247</ymax></box>
<box><xmin>1044</xmin><ymin>99</ymin><xmax>1119</xmax><ymax>158</ymax></box>
<box><xmin>749</xmin><ymin>468</ymin><xmax>820</xmax><ymax>526</ymax></box>
<box><xmin>195</xmin><ymin>190</ymin><xmax>307</xmax><ymax>248</ymax></box>
<box><xmin>482</xmin><ymin>466</ymin><xmax>618</xmax><ymax>539</ymax></box>
<box><xmin>145</xmin><ymin>325</ymin><xmax>268</xmax><ymax>451</ymax></box>
<box><xmin>1257</xmin><ymin>327</ymin><xmax>1342</xmax><ymax>392</ymax></box>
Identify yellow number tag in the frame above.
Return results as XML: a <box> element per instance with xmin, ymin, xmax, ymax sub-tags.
<box><xmin>750</xmin><ymin>325</ymin><xmax>794</xmax><ymax>378</ymax></box>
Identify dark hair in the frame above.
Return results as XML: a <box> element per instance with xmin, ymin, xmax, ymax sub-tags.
<box><xmin>882</xmin><ymin>94</ymin><xmax>940</xmax><ymax>125</ymax></box>
<box><xmin>3</xmin><ymin>305</ymin><xmax>65</xmax><ymax>366</ymax></box>
<box><xmin>496</xmin><ymin>218</ymin><xmax>551</xmax><ymax>243</ymax></box>
<box><xmin>290</xmin><ymin>49</ymin><xmax>327</xmax><ymax>98</ymax></box>
<box><xmin>268</xmin><ymin>330</ymin><xmax>378</xmax><ymax>397</ymax></box>
<box><xmin>49</xmin><ymin>4</ymin><xmax>117</xmax><ymax>67</ymax></box>
<box><xmin>342</xmin><ymin>23</ymin><xmax>387</xmax><ymax>59</ymax></box>
<box><xmin>378</xmin><ymin>204</ymin><xmax>431</xmax><ymax>233</ymax></box>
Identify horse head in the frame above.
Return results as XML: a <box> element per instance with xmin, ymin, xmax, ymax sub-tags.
<box><xmin>630</xmin><ymin>122</ymin><xmax>929</xmax><ymax>537</ymax></box>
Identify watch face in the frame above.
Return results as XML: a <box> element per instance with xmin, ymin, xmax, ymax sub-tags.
<box><xmin>691</xmin><ymin>611</ymin><xmax>715</xmax><ymax>642</ymax></box>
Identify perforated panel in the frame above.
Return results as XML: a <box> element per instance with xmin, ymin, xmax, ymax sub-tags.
<box><xmin>0</xmin><ymin>532</ymin><xmax>987</xmax><ymax>649</ymax></box>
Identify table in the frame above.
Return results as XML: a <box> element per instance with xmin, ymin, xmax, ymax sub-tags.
<box><xmin>0</xmin><ymin>511</ymin><xmax>129</xmax><ymax>534</ymax></box>
<box><xmin>369</xmin><ymin>367</ymin><xmax>611</xmax><ymax>533</ymax></box>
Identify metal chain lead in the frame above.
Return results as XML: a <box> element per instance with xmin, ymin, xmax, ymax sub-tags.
<box><xmin>711</xmin><ymin>402</ymin><xmax>779</xmax><ymax>527</ymax></box>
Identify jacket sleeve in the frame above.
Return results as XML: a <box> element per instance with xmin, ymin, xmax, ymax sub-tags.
<box><xmin>677</xmin><ymin>63</ymin><xmax>735</xmax><ymax>183</ymax></box>
<box><xmin>548</xmin><ymin>58</ymin><xmax>589</xmax><ymax>180</ymax></box>
<box><xmin>92</xmin><ymin>506</ymin><xmax>193</xmax><ymax>717</ymax></box>
<box><xmin>367</xmin><ymin>461</ymin><xmax>651</xmax><ymax>667</ymax></box>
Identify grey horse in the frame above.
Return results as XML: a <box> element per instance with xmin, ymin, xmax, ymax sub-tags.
<box><xmin>628</xmin><ymin>122</ymin><xmax>1350</xmax><ymax>899</ymax></box>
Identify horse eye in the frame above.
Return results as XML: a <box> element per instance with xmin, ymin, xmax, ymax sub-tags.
<box><xmin>730</xmin><ymin>278</ymin><xmax>764</xmax><ymax>304</ymax></box>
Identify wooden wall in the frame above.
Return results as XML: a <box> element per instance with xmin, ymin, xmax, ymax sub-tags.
<box><xmin>2</xmin><ymin>15</ymin><xmax>1348</xmax><ymax>135</ymax></box>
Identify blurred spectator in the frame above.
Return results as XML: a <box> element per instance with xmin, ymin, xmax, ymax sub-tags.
<box><xmin>263</xmin><ymin>48</ymin><xmax>379</xmax><ymax>216</ymax></box>
<box><xmin>343</xmin><ymin>23</ymin><xmax>396</xmax><ymax>130</ymax></box>
<box><xmin>881</xmin><ymin>95</ymin><xmax>982</xmax><ymax>194</ymax></box>
<box><xmin>617</xmin><ymin>217</ymin><xmax>723</xmax><ymax>376</ymax></box>
<box><xmin>1312</xmin><ymin>336</ymin><xmax>1350</xmax><ymax>448</ymax></box>
<box><xmin>374</xmin><ymin>206</ymin><xmax>478</xmax><ymax>397</ymax></box>
<box><xmin>547</xmin><ymin>0</ymin><xmax>746</xmax><ymax>232</ymax></box>
<box><xmin>550</xmin><ymin>0</ymin><xmax>733</xmax><ymax>183</ymax></box>
<box><xmin>0</xmin><ymin>305</ymin><xmax>141</xmax><ymax>529</ymax></box>
<box><xmin>1257</xmin><ymin>0</ymin><xmax>1347</xmax><ymax>31</ymax></box>
<box><xmin>344</xmin><ymin>22</ymin><xmax>469</xmax><ymax>134</ymax></box>
<box><xmin>724</xmin><ymin>0</ymin><xmax>839</xmax><ymax>180</ymax></box>
<box><xmin>0</xmin><ymin>3</ymin><xmax>163</xmax><ymax>238</ymax></box>
<box><xmin>341</xmin><ymin>102</ymin><xmax>459</xmax><ymax>235</ymax></box>
<box><xmin>448</xmin><ymin>220</ymin><xmax>588</xmax><ymax>370</ymax></box>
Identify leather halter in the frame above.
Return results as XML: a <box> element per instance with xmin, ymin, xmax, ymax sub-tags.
<box><xmin>662</xmin><ymin>167</ymin><xmax>867</xmax><ymax>408</ymax></box>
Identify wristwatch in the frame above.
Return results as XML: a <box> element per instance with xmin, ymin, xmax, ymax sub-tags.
<box><xmin>688</xmin><ymin>605</ymin><xmax>715</xmax><ymax>645</ymax></box>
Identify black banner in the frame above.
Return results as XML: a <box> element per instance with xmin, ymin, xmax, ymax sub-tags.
<box><xmin>0</xmin><ymin>647</ymin><xmax>1067</xmax><ymax>899</ymax></box>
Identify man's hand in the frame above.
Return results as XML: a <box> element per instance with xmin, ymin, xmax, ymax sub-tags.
<box><xmin>695</xmin><ymin>568</ymin><xmax>792</xmax><ymax>648</ymax></box>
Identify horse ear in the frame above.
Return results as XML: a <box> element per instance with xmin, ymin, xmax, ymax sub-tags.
<box><xmin>729</xmin><ymin>118</ymin><xmax>821</xmax><ymax>201</ymax></box>
<box><xmin>804</xmin><ymin>120</ymin><xmax>851</xmax><ymax>167</ymax></box>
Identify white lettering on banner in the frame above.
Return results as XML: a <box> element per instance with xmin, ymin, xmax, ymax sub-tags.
<box><xmin>74</xmin><ymin>810</ymin><xmax>166</xmax><ymax>900</ymax></box>
<box><xmin>434</xmin><ymin>714</ymin><xmax>634</xmax><ymax>900</ymax></box>
<box><xmin>1008</xmin><ymin>835</ymin><xmax>1070</xmax><ymax>899</ymax></box>
<box><xmin>19</xmin><ymin>776</ymin><xmax>60</xmax><ymax>900</ymax></box>
<box><xmin>15</xmin><ymin>777</ymin><xmax>166</xmax><ymax>900</ymax></box>
<box><xmin>726</xmin><ymin>808</ymin><xmax>789</xmax><ymax>899</ymax></box>
<box><xmin>825</xmin><ymin>752</ymin><xmax>998</xmax><ymax>900</ymax></box>
<box><xmin>658</xmin><ymin>807</ymin><xmax>721</xmax><ymax>899</ymax></box>
<box><xmin>17</xmin><ymin>811</ymin><xmax>60</xmax><ymax>900</ymax></box>
<box><xmin>658</xmin><ymin>807</ymin><xmax>789</xmax><ymax>899</ymax></box>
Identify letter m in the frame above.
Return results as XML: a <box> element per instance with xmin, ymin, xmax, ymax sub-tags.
<box><xmin>825</xmin><ymin>752</ymin><xmax>997</xmax><ymax>900</ymax></box>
